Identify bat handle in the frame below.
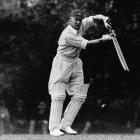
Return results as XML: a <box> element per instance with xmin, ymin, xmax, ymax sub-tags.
<box><xmin>108</xmin><ymin>27</ymin><xmax>114</xmax><ymax>33</ymax></box>
<box><xmin>108</xmin><ymin>28</ymin><xmax>116</xmax><ymax>37</ymax></box>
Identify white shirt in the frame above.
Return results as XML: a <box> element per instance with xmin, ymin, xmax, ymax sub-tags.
<box><xmin>57</xmin><ymin>16</ymin><xmax>95</xmax><ymax>59</ymax></box>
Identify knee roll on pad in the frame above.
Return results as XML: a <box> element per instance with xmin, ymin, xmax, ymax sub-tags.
<box><xmin>51</xmin><ymin>94</ymin><xmax>66</xmax><ymax>101</ymax></box>
<box><xmin>72</xmin><ymin>94</ymin><xmax>87</xmax><ymax>102</ymax></box>
<box><xmin>77</xmin><ymin>84</ymin><xmax>90</xmax><ymax>94</ymax></box>
<box><xmin>50</xmin><ymin>83</ymin><xmax>66</xmax><ymax>100</ymax></box>
<box><xmin>73</xmin><ymin>84</ymin><xmax>90</xmax><ymax>102</ymax></box>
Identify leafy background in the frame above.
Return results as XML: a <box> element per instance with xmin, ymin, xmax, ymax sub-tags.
<box><xmin>0</xmin><ymin>0</ymin><xmax>140</xmax><ymax>130</ymax></box>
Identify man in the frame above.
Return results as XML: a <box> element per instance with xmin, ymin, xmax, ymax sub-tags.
<box><xmin>48</xmin><ymin>9</ymin><xmax>112</xmax><ymax>136</ymax></box>
<box><xmin>0</xmin><ymin>100</ymin><xmax>12</xmax><ymax>134</ymax></box>
<box><xmin>29</xmin><ymin>101</ymin><xmax>49</xmax><ymax>134</ymax></box>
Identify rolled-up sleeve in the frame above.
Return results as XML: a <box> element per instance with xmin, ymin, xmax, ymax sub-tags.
<box><xmin>82</xmin><ymin>16</ymin><xmax>95</xmax><ymax>32</ymax></box>
<box><xmin>66</xmin><ymin>36</ymin><xmax>88</xmax><ymax>49</ymax></box>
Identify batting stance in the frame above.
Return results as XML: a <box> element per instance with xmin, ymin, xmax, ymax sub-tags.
<box><xmin>48</xmin><ymin>9</ymin><xmax>112</xmax><ymax>136</ymax></box>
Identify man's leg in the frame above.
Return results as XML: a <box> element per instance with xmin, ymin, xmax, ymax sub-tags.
<box><xmin>29</xmin><ymin>120</ymin><xmax>35</xmax><ymax>134</ymax></box>
<box><xmin>60</xmin><ymin>84</ymin><xmax>89</xmax><ymax>134</ymax></box>
<box><xmin>41</xmin><ymin>120</ymin><xmax>48</xmax><ymax>134</ymax></box>
<box><xmin>49</xmin><ymin>83</ymin><xmax>66</xmax><ymax>136</ymax></box>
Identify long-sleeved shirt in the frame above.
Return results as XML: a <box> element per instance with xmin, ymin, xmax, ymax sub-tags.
<box><xmin>57</xmin><ymin>16</ymin><xmax>95</xmax><ymax>59</ymax></box>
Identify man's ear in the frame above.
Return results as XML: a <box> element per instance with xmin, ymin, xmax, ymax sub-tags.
<box><xmin>69</xmin><ymin>17</ymin><xmax>72</xmax><ymax>21</ymax></box>
<box><xmin>69</xmin><ymin>17</ymin><xmax>72</xmax><ymax>24</ymax></box>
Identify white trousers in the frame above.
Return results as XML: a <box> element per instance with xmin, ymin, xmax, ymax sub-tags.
<box><xmin>48</xmin><ymin>55</ymin><xmax>89</xmax><ymax>131</ymax></box>
<box><xmin>48</xmin><ymin>55</ymin><xmax>84</xmax><ymax>96</ymax></box>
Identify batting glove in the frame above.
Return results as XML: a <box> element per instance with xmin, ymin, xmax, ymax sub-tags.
<box><xmin>103</xmin><ymin>17</ymin><xmax>112</xmax><ymax>29</ymax></box>
<box><xmin>102</xmin><ymin>34</ymin><xmax>112</xmax><ymax>41</ymax></box>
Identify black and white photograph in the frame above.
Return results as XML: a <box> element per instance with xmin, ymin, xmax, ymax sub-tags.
<box><xmin>0</xmin><ymin>0</ymin><xmax>140</xmax><ymax>140</ymax></box>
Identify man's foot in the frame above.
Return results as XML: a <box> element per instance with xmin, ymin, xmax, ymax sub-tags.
<box><xmin>61</xmin><ymin>126</ymin><xmax>77</xmax><ymax>135</ymax></box>
<box><xmin>50</xmin><ymin>129</ymin><xmax>64</xmax><ymax>136</ymax></box>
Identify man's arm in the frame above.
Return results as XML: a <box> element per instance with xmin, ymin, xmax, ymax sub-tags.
<box><xmin>87</xmin><ymin>34</ymin><xmax>112</xmax><ymax>46</ymax></box>
<box><xmin>66</xmin><ymin>34</ymin><xmax>112</xmax><ymax>49</ymax></box>
<box><xmin>82</xmin><ymin>15</ymin><xmax>111</xmax><ymax>33</ymax></box>
<box><xmin>93</xmin><ymin>14</ymin><xmax>108</xmax><ymax>20</ymax></box>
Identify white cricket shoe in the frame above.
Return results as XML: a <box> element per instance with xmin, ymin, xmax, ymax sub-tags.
<box><xmin>50</xmin><ymin>129</ymin><xmax>64</xmax><ymax>136</ymax></box>
<box><xmin>61</xmin><ymin>126</ymin><xmax>77</xmax><ymax>135</ymax></box>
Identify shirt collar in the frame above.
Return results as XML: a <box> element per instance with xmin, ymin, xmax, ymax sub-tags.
<box><xmin>67</xmin><ymin>25</ymin><xmax>78</xmax><ymax>35</ymax></box>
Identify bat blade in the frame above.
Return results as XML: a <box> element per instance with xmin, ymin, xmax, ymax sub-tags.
<box><xmin>112</xmin><ymin>37</ymin><xmax>130</xmax><ymax>72</ymax></box>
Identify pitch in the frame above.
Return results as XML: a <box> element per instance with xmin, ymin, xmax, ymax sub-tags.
<box><xmin>0</xmin><ymin>134</ymin><xmax>140</xmax><ymax>140</ymax></box>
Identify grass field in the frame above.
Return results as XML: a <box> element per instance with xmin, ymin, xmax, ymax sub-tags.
<box><xmin>1</xmin><ymin>134</ymin><xmax>140</xmax><ymax>140</ymax></box>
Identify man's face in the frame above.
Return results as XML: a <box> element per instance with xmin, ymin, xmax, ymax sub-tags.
<box><xmin>69</xmin><ymin>17</ymin><xmax>82</xmax><ymax>30</ymax></box>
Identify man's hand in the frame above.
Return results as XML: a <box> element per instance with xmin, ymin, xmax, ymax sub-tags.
<box><xmin>103</xmin><ymin>17</ymin><xmax>112</xmax><ymax>29</ymax></box>
<box><xmin>93</xmin><ymin>15</ymin><xmax>112</xmax><ymax>29</ymax></box>
<box><xmin>110</xmin><ymin>32</ymin><xmax>116</xmax><ymax>38</ymax></box>
<box><xmin>102</xmin><ymin>34</ymin><xmax>112</xmax><ymax>41</ymax></box>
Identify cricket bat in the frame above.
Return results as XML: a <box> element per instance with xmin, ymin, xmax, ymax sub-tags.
<box><xmin>112</xmin><ymin>35</ymin><xmax>130</xmax><ymax>72</ymax></box>
<box><xmin>109</xmin><ymin>29</ymin><xmax>130</xmax><ymax>72</ymax></box>
<box><xmin>106</xmin><ymin>19</ymin><xmax>130</xmax><ymax>72</ymax></box>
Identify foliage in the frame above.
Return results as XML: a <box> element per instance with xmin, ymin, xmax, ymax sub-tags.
<box><xmin>0</xmin><ymin>0</ymin><xmax>139</xmax><ymax>106</ymax></box>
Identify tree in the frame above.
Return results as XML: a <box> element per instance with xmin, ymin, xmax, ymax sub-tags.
<box><xmin>0</xmin><ymin>0</ymin><xmax>139</xmax><ymax>111</ymax></box>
